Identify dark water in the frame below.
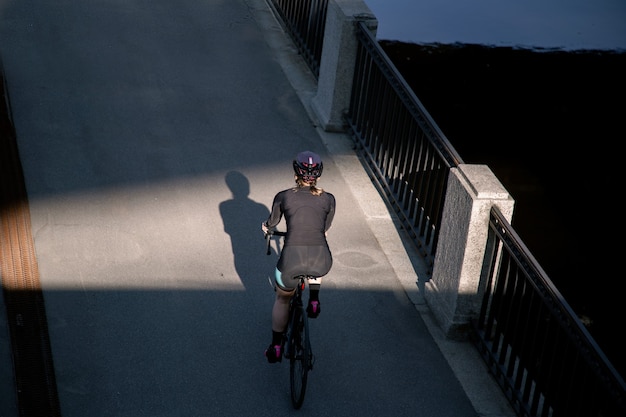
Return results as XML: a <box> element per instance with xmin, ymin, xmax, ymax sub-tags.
<box><xmin>380</xmin><ymin>41</ymin><xmax>626</xmax><ymax>379</ymax></box>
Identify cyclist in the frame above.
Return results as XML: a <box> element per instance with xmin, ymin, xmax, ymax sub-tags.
<box><xmin>262</xmin><ymin>150</ymin><xmax>335</xmax><ymax>363</ymax></box>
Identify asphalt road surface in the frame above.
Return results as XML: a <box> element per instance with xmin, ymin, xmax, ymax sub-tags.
<box><xmin>0</xmin><ymin>1</ymin><xmax>515</xmax><ymax>416</ymax></box>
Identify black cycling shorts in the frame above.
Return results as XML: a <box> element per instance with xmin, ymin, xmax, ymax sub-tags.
<box><xmin>275</xmin><ymin>245</ymin><xmax>332</xmax><ymax>290</ymax></box>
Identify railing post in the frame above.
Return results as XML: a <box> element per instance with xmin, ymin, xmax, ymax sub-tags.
<box><xmin>311</xmin><ymin>0</ymin><xmax>376</xmax><ymax>132</ymax></box>
<box><xmin>427</xmin><ymin>164</ymin><xmax>515</xmax><ymax>340</ymax></box>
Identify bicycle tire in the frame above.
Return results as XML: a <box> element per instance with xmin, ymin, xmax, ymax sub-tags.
<box><xmin>289</xmin><ymin>307</ymin><xmax>310</xmax><ymax>409</ymax></box>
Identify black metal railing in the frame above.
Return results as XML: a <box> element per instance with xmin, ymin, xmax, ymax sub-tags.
<box><xmin>268</xmin><ymin>1</ymin><xmax>626</xmax><ymax>415</ymax></box>
<box><xmin>474</xmin><ymin>207</ymin><xmax>626</xmax><ymax>416</ymax></box>
<box><xmin>345</xmin><ymin>21</ymin><xmax>462</xmax><ymax>273</ymax></box>
<box><xmin>268</xmin><ymin>0</ymin><xmax>328</xmax><ymax>78</ymax></box>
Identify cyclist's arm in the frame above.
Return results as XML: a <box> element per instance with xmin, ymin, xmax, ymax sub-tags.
<box><xmin>324</xmin><ymin>193</ymin><xmax>336</xmax><ymax>233</ymax></box>
<box><xmin>263</xmin><ymin>192</ymin><xmax>285</xmax><ymax>232</ymax></box>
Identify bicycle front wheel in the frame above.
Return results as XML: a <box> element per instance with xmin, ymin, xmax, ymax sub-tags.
<box><xmin>289</xmin><ymin>308</ymin><xmax>311</xmax><ymax>409</ymax></box>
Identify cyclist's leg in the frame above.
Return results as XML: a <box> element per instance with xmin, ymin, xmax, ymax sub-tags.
<box><xmin>272</xmin><ymin>260</ymin><xmax>299</xmax><ymax>329</ymax></box>
<box><xmin>272</xmin><ymin>285</ymin><xmax>294</xmax><ymax>333</ymax></box>
<box><xmin>303</xmin><ymin>246</ymin><xmax>332</xmax><ymax>318</ymax></box>
<box><xmin>307</xmin><ymin>278</ymin><xmax>321</xmax><ymax>318</ymax></box>
<box><xmin>307</xmin><ymin>277</ymin><xmax>322</xmax><ymax>285</ymax></box>
<box><xmin>266</xmin><ymin>268</ymin><xmax>296</xmax><ymax>363</ymax></box>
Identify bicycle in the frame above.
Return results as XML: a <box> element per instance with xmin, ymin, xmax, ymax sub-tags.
<box><xmin>265</xmin><ymin>229</ymin><xmax>315</xmax><ymax>409</ymax></box>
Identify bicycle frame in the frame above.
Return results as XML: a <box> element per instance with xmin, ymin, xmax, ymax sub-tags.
<box><xmin>283</xmin><ymin>276</ymin><xmax>306</xmax><ymax>360</ymax></box>
<box><xmin>265</xmin><ymin>230</ymin><xmax>314</xmax><ymax>409</ymax></box>
<box><xmin>284</xmin><ymin>275</ymin><xmax>312</xmax><ymax>409</ymax></box>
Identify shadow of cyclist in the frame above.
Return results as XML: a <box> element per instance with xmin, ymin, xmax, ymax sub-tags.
<box><xmin>219</xmin><ymin>170</ymin><xmax>276</xmax><ymax>290</ymax></box>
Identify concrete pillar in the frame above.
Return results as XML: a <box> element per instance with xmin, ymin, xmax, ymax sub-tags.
<box><xmin>311</xmin><ymin>0</ymin><xmax>377</xmax><ymax>132</ymax></box>
<box><xmin>426</xmin><ymin>164</ymin><xmax>515</xmax><ymax>340</ymax></box>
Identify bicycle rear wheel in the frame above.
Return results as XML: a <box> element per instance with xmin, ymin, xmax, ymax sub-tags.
<box><xmin>289</xmin><ymin>308</ymin><xmax>311</xmax><ymax>409</ymax></box>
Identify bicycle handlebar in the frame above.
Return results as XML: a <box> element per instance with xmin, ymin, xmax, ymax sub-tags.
<box><xmin>267</xmin><ymin>230</ymin><xmax>287</xmax><ymax>236</ymax></box>
<box><xmin>265</xmin><ymin>229</ymin><xmax>286</xmax><ymax>255</ymax></box>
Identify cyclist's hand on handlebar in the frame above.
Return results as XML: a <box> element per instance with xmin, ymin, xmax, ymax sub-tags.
<box><xmin>261</xmin><ymin>222</ymin><xmax>275</xmax><ymax>235</ymax></box>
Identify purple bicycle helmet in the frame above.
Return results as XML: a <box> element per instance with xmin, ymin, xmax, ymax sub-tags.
<box><xmin>293</xmin><ymin>150</ymin><xmax>323</xmax><ymax>182</ymax></box>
